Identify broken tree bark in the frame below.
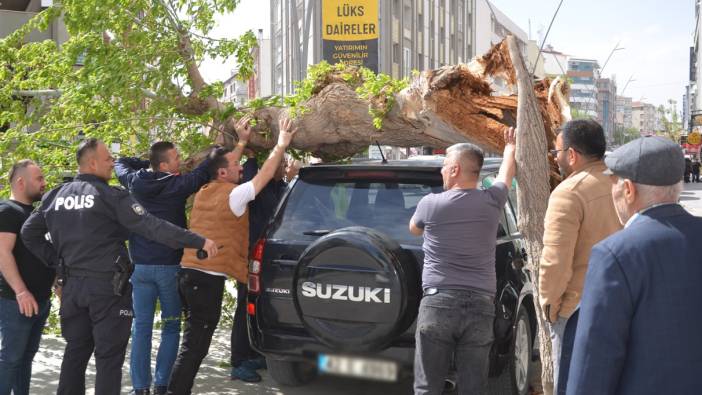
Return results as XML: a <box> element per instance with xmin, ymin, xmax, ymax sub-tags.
<box><xmin>238</xmin><ymin>39</ymin><xmax>566</xmax><ymax>174</ymax></box>
<box><xmin>507</xmin><ymin>36</ymin><xmax>555</xmax><ymax>395</ymax></box>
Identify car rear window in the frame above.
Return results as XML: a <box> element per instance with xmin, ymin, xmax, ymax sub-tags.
<box><xmin>270</xmin><ymin>178</ymin><xmax>443</xmax><ymax>246</ymax></box>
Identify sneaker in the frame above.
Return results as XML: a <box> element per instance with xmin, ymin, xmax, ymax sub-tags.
<box><xmin>152</xmin><ymin>386</ymin><xmax>167</xmax><ymax>395</ymax></box>
<box><xmin>230</xmin><ymin>365</ymin><xmax>262</xmax><ymax>382</ymax></box>
<box><xmin>241</xmin><ymin>356</ymin><xmax>267</xmax><ymax>370</ymax></box>
<box><xmin>131</xmin><ymin>390</ymin><xmax>150</xmax><ymax>395</ymax></box>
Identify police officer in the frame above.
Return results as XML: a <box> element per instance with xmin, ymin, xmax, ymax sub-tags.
<box><xmin>20</xmin><ymin>138</ymin><xmax>218</xmax><ymax>395</ymax></box>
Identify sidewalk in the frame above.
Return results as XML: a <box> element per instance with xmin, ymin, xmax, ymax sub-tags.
<box><xmin>32</xmin><ymin>328</ymin><xmax>413</xmax><ymax>394</ymax></box>
<box><xmin>680</xmin><ymin>182</ymin><xmax>702</xmax><ymax>216</ymax></box>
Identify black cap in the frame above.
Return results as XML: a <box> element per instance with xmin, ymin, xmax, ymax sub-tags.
<box><xmin>603</xmin><ymin>135</ymin><xmax>685</xmax><ymax>186</ymax></box>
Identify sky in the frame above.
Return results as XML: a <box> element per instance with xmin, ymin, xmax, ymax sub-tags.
<box><xmin>200</xmin><ymin>0</ymin><xmax>695</xmax><ymax>112</ymax></box>
<box><xmin>491</xmin><ymin>0</ymin><xmax>695</xmax><ymax>111</ymax></box>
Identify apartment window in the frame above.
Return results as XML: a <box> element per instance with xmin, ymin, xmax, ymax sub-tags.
<box><xmin>440</xmin><ymin>27</ymin><xmax>445</xmax><ymax>42</ymax></box>
<box><xmin>418</xmin><ymin>53</ymin><xmax>424</xmax><ymax>70</ymax></box>
<box><xmin>393</xmin><ymin>43</ymin><xmax>401</xmax><ymax>63</ymax></box>
<box><xmin>418</xmin><ymin>14</ymin><xmax>424</xmax><ymax>30</ymax></box>
<box><xmin>394</xmin><ymin>0</ymin><xmax>400</xmax><ymax>15</ymax></box>
<box><xmin>403</xmin><ymin>47</ymin><xmax>411</xmax><ymax>74</ymax></box>
<box><xmin>457</xmin><ymin>3</ymin><xmax>463</xmax><ymax>31</ymax></box>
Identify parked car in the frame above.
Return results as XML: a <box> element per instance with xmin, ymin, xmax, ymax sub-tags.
<box><xmin>246</xmin><ymin>157</ymin><xmax>537</xmax><ymax>395</ymax></box>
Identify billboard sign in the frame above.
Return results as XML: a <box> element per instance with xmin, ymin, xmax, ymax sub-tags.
<box><xmin>322</xmin><ymin>0</ymin><xmax>379</xmax><ymax>72</ymax></box>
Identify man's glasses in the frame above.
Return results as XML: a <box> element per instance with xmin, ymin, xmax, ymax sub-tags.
<box><xmin>549</xmin><ymin>149</ymin><xmax>564</xmax><ymax>156</ymax></box>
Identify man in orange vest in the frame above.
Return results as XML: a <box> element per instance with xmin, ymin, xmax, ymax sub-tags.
<box><xmin>165</xmin><ymin>117</ymin><xmax>297</xmax><ymax>395</ymax></box>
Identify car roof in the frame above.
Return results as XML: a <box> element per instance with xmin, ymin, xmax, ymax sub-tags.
<box><xmin>299</xmin><ymin>157</ymin><xmax>503</xmax><ymax>177</ymax></box>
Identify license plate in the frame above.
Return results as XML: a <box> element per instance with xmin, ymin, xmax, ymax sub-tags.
<box><xmin>318</xmin><ymin>354</ymin><xmax>398</xmax><ymax>382</ymax></box>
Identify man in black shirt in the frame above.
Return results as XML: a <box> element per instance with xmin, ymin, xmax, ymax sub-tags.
<box><xmin>0</xmin><ymin>159</ymin><xmax>55</xmax><ymax>395</ymax></box>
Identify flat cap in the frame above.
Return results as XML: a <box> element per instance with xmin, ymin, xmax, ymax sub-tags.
<box><xmin>603</xmin><ymin>135</ymin><xmax>685</xmax><ymax>185</ymax></box>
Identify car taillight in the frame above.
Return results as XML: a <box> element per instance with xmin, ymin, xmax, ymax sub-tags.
<box><xmin>248</xmin><ymin>239</ymin><xmax>265</xmax><ymax>294</ymax></box>
<box><xmin>248</xmin><ymin>273</ymin><xmax>261</xmax><ymax>293</ymax></box>
<box><xmin>252</xmin><ymin>239</ymin><xmax>265</xmax><ymax>261</ymax></box>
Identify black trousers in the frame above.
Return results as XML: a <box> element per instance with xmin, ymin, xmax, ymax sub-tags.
<box><xmin>230</xmin><ymin>282</ymin><xmax>259</xmax><ymax>367</ymax></box>
<box><xmin>167</xmin><ymin>269</ymin><xmax>225</xmax><ymax>395</ymax></box>
<box><xmin>57</xmin><ymin>276</ymin><xmax>132</xmax><ymax>395</ymax></box>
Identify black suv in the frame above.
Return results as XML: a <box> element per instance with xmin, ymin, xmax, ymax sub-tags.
<box><xmin>246</xmin><ymin>158</ymin><xmax>537</xmax><ymax>395</ymax></box>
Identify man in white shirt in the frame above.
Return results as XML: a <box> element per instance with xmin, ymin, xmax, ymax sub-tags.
<box><xmin>166</xmin><ymin>118</ymin><xmax>297</xmax><ymax>394</ymax></box>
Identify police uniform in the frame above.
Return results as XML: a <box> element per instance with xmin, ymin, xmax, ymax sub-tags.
<box><xmin>21</xmin><ymin>173</ymin><xmax>206</xmax><ymax>395</ymax></box>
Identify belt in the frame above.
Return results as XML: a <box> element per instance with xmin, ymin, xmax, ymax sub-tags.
<box><xmin>423</xmin><ymin>287</ymin><xmax>494</xmax><ymax>301</ymax></box>
<box><xmin>65</xmin><ymin>268</ymin><xmax>114</xmax><ymax>280</ymax></box>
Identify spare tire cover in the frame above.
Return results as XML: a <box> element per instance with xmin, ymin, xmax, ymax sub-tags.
<box><xmin>294</xmin><ymin>226</ymin><xmax>420</xmax><ymax>352</ymax></box>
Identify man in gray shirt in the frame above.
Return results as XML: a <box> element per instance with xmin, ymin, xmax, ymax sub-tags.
<box><xmin>409</xmin><ymin>128</ymin><xmax>517</xmax><ymax>395</ymax></box>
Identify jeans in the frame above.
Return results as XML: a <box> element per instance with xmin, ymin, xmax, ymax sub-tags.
<box><xmin>414</xmin><ymin>289</ymin><xmax>495</xmax><ymax>395</ymax></box>
<box><xmin>58</xmin><ymin>276</ymin><xmax>132</xmax><ymax>395</ymax></box>
<box><xmin>230</xmin><ymin>282</ymin><xmax>259</xmax><ymax>367</ymax></box>
<box><xmin>557</xmin><ymin>310</ymin><xmax>579</xmax><ymax>395</ymax></box>
<box><xmin>130</xmin><ymin>264</ymin><xmax>183</xmax><ymax>390</ymax></box>
<box><xmin>167</xmin><ymin>269</ymin><xmax>225</xmax><ymax>395</ymax></box>
<box><xmin>547</xmin><ymin>316</ymin><xmax>568</xmax><ymax>392</ymax></box>
<box><xmin>0</xmin><ymin>297</ymin><xmax>50</xmax><ymax>395</ymax></box>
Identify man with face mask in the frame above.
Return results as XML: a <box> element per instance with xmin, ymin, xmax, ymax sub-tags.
<box><xmin>0</xmin><ymin>160</ymin><xmax>52</xmax><ymax>395</ymax></box>
<box><xmin>566</xmin><ymin>136</ymin><xmax>701</xmax><ymax>394</ymax></box>
<box><xmin>538</xmin><ymin>119</ymin><xmax>622</xmax><ymax>391</ymax></box>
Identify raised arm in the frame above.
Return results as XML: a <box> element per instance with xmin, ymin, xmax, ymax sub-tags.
<box><xmin>250</xmin><ymin>118</ymin><xmax>297</xmax><ymax>195</ymax></box>
<box><xmin>495</xmin><ymin>127</ymin><xmax>517</xmax><ymax>190</ymax></box>
<box><xmin>114</xmin><ymin>157</ymin><xmax>150</xmax><ymax>188</ymax></box>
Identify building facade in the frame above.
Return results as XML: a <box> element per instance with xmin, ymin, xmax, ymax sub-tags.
<box><xmin>632</xmin><ymin>101</ymin><xmax>657</xmax><ymax>135</ymax></box>
<box><xmin>541</xmin><ymin>46</ymin><xmax>569</xmax><ymax>77</ymax></box>
<box><xmin>222</xmin><ymin>30</ymin><xmax>272</xmax><ymax>105</ymax></box>
<box><xmin>615</xmin><ymin>95</ymin><xmax>633</xmax><ymax>129</ymax></box>
<box><xmin>596</xmin><ymin>78</ymin><xmax>617</xmax><ymax>141</ymax></box>
<box><xmin>683</xmin><ymin>85</ymin><xmax>691</xmax><ymax>132</ymax></box>
<box><xmin>474</xmin><ymin>1</ymin><xmax>527</xmax><ymax>61</ymax></box>
<box><xmin>567</xmin><ymin>58</ymin><xmax>600</xmax><ymax>118</ymax></box>
<box><xmin>689</xmin><ymin>1</ymin><xmax>701</xmax><ymax>133</ymax></box>
<box><xmin>0</xmin><ymin>0</ymin><xmax>68</xmax><ymax>45</ymax></box>
<box><xmin>270</xmin><ymin>0</ymin><xmax>529</xmax><ymax>95</ymax></box>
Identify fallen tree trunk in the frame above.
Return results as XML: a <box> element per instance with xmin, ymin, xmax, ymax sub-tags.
<box><xmin>507</xmin><ymin>35</ymin><xmax>556</xmax><ymax>395</ymax></box>
<box><xmin>232</xmin><ymin>39</ymin><xmax>566</xmax><ymax>189</ymax></box>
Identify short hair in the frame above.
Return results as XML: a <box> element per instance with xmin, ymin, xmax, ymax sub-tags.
<box><xmin>149</xmin><ymin>141</ymin><xmax>176</xmax><ymax>170</ymax></box>
<box><xmin>446</xmin><ymin>143</ymin><xmax>484</xmax><ymax>176</ymax></box>
<box><xmin>76</xmin><ymin>138</ymin><xmax>101</xmax><ymax>165</ymax></box>
<box><xmin>618</xmin><ymin>178</ymin><xmax>683</xmax><ymax>205</ymax></box>
<box><xmin>561</xmin><ymin>119</ymin><xmax>606</xmax><ymax>160</ymax></box>
<box><xmin>207</xmin><ymin>146</ymin><xmax>232</xmax><ymax>178</ymax></box>
<box><xmin>8</xmin><ymin>159</ymin><xmax>36</xmax><ymax>184</ymax></box>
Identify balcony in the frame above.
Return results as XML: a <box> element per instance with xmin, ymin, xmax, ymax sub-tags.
<box><xmin>0</xmin><ymin>9</ymin><xmax>52</xmax><ymax>41</ymax></box>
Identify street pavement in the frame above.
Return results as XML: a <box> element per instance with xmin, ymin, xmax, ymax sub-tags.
<box><xmin>32</xmin><ymin>328</ymin><xmax>414</xmax><ymax>395</ymax></box>
<box><xmin>680</xmin><ymin>181</ymin><xmax>702</xmax><ymax>216</ymax></box>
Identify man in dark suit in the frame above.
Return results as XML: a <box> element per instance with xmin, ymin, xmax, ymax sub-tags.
<box><xmin>566</xmin><ymin>136</ymin><xmax>702</xmax><ymax>395</ymax></box>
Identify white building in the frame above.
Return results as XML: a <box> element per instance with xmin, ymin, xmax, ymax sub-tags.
<box><xmin>474</xmin><ymin>0</ymin><xmax>528</xmax><ymax>60</ymax></box>
<box><xmin>541</xmin><ymin>46</ymin><xmax>569</xmax><ymax>77</ymax></box>
<box><xmin>632</xmin><ymin>101</ymin><xmax>657</xmax><ymax>135</ymax></box>
<box><xmin>616</xmin><ymin>95</ymin><xmax>633</xmax><ymax>129</ymax></box>
<box><xmin>222</xmin><ymin>30</ymin><xmax>273</xmax><ymax>105</ymax></box>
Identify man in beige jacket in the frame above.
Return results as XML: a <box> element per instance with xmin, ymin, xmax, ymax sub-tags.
<box><xmin>539</xmin><ymin>119</ymin><xmax>622</xmax><ymax>389</ymax></box>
